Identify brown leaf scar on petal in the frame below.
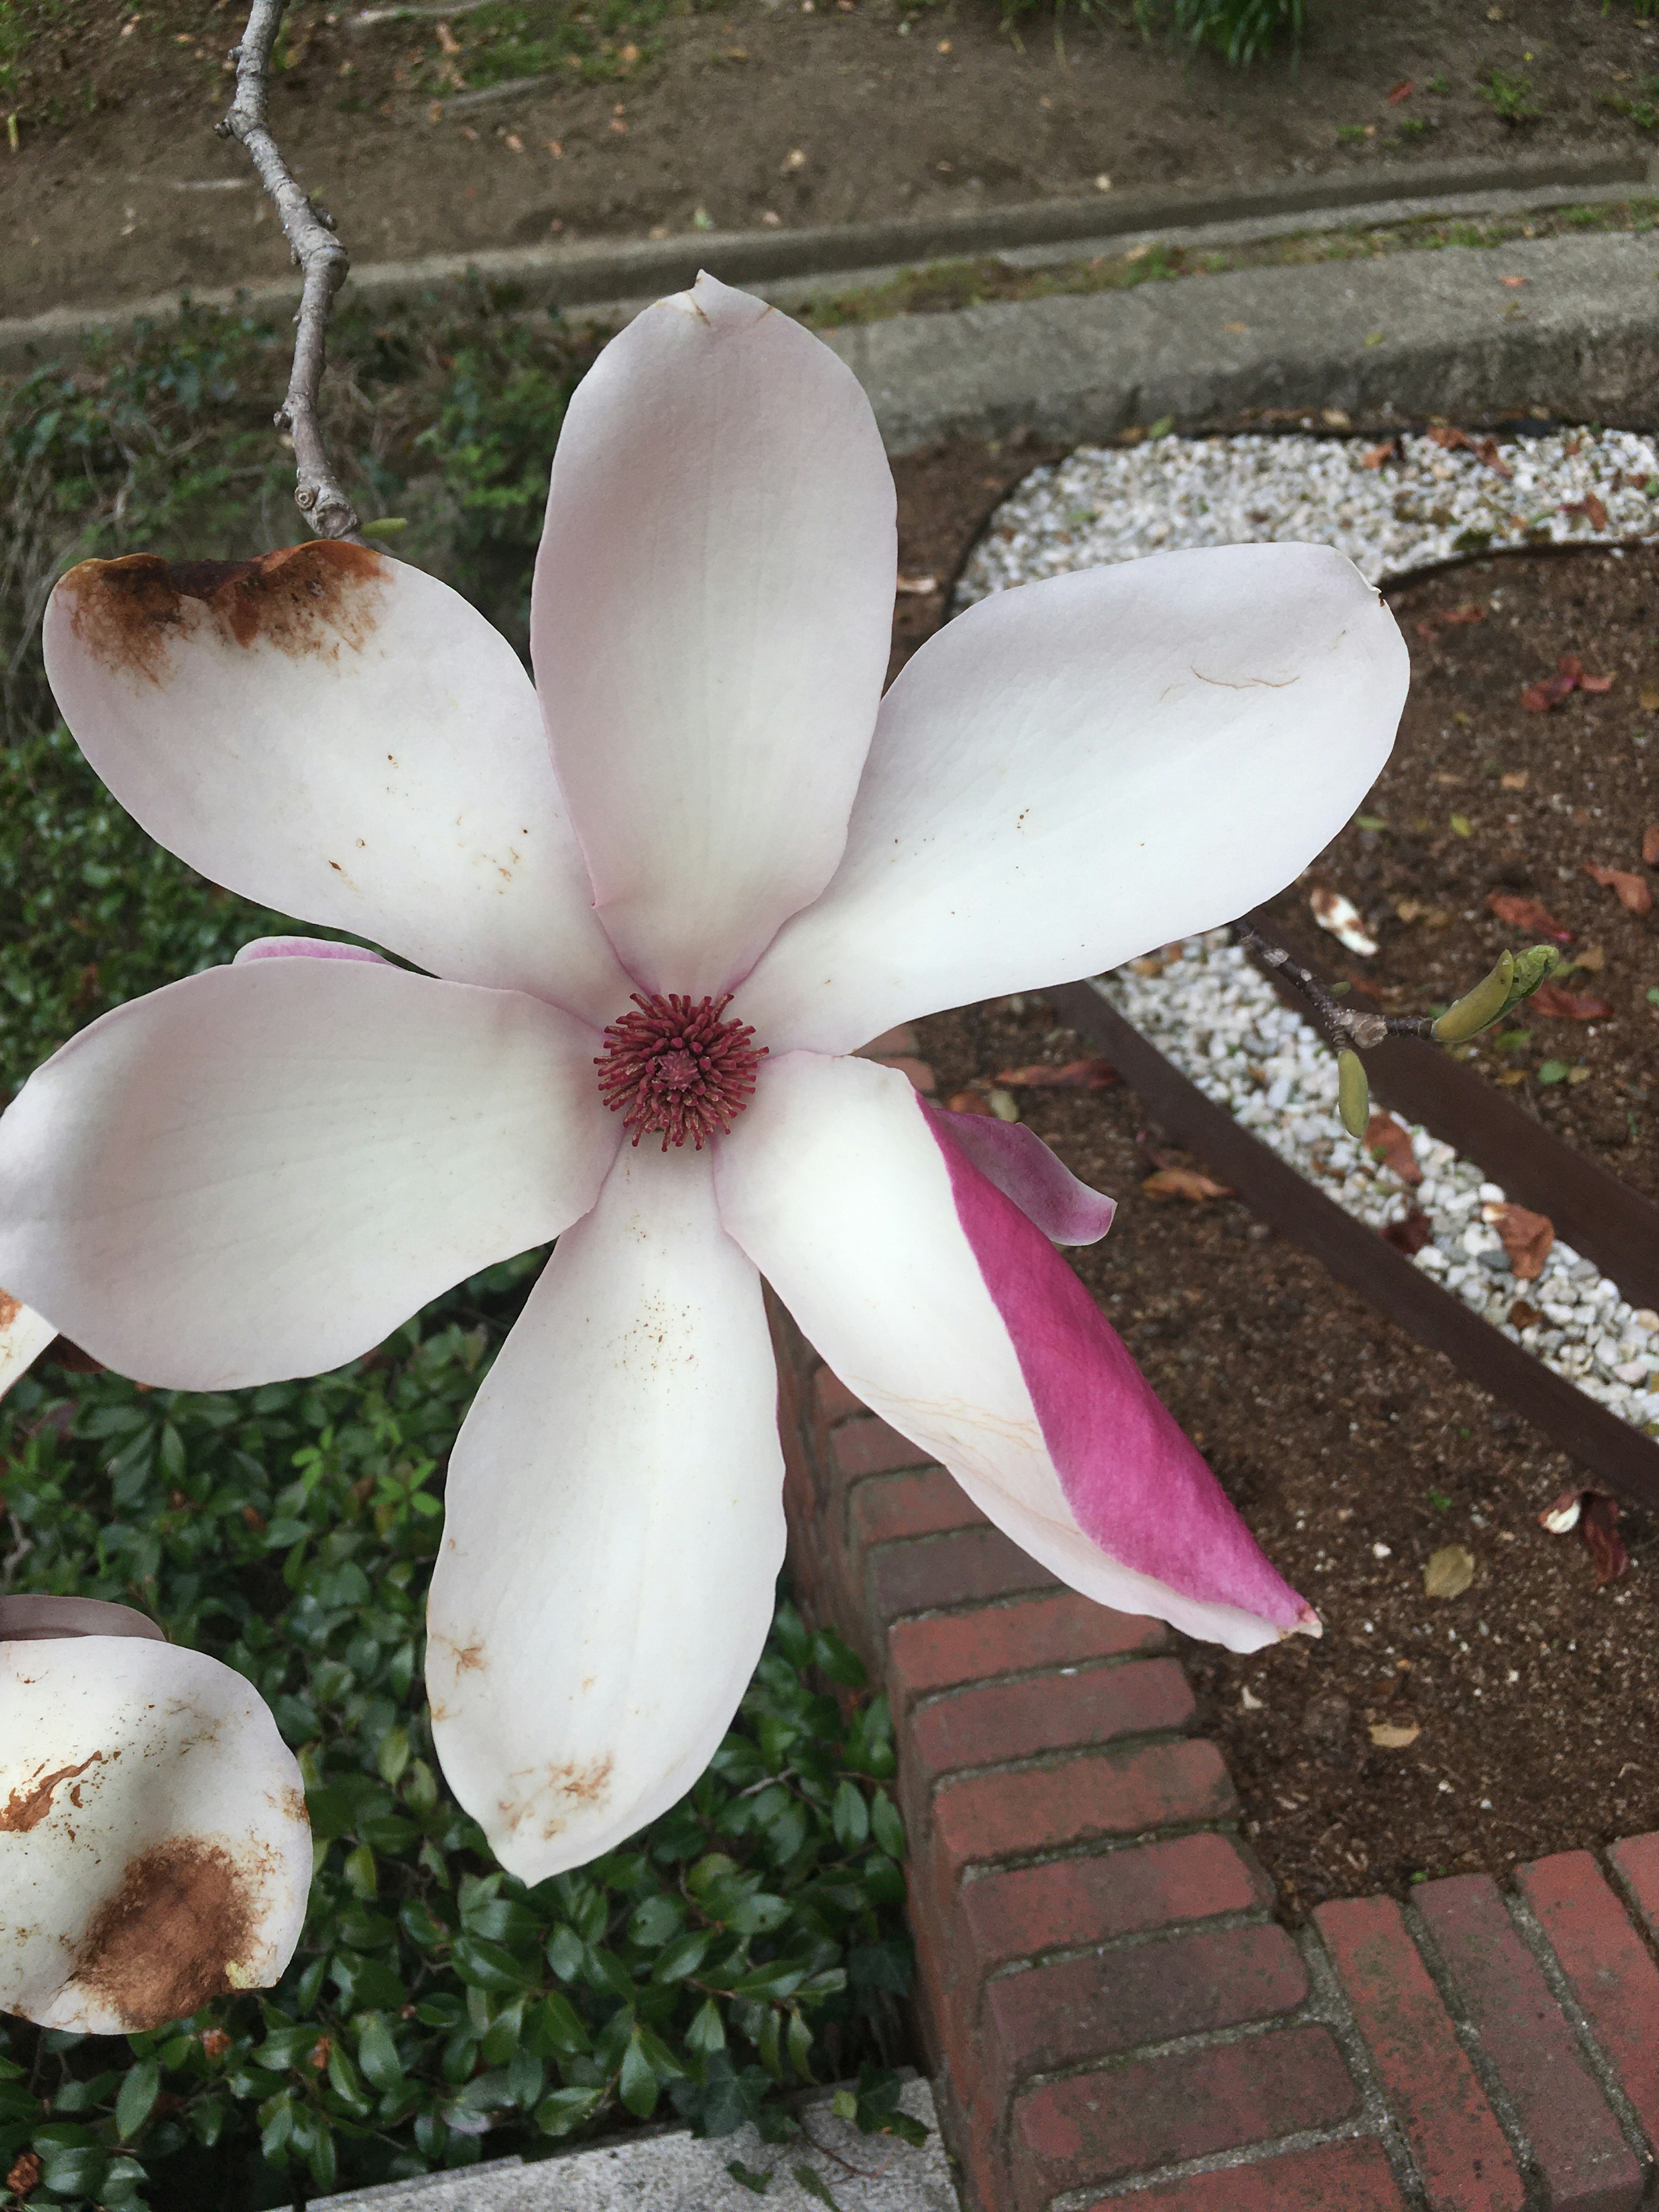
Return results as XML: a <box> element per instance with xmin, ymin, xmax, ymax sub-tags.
<box><xmin>61</xmin><ymin>541</ymin><xmax>390</xmax><ymax>686</ymax></box>
<box><xmin>67</xmin><ymin>1837</ymin><xmax>263</xmax><ymax>2030</ymax></box>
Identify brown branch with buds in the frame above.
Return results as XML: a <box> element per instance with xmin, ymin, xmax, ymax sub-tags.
<box><xmin>217</xmin><ymin>0</ymin><xmax>363</xmax><ymax>542</ymax></box>
<box><xmin>1231</xmin><ymin>918</ymin><xmax>1560</xmax><ymax>1140</ymax></box>
<box><xmin>1231</xmin><ymin>920</ymin><xmax>1438</xmax><ymax>1055</ymax></box>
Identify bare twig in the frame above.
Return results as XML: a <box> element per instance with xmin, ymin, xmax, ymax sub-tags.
<box><xmin>216</xmin><ymin>0</ymin><xmax>362</xmax><ymax>541</ymax></box>
<box><xmin>1231</xmin><ymin>919</ymin><xmax>1436</xmax><ymax>1054</ymax></box>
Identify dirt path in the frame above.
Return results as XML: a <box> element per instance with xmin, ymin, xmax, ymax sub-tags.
<box><xmin>2</xmin><ymin>0</ymin><xmax>1654</xmax><ymax>323</ymax></box>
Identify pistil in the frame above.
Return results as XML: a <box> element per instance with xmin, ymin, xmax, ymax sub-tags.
<box><xmin>595</xmin><ymin>993</ymin><xmax>766</xmax><ymax>1151</ymax></box>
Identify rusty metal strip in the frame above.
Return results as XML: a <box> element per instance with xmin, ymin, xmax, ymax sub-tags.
<box><xmin>1241</xmin><ymin>914</ymin><xmax>1659</xmax><ymax>1316</ymax></box>
<box><xmin>1048</xmin><ymin>979</ymin><xmax>1659</xmax><ymax>1513</ymax></box>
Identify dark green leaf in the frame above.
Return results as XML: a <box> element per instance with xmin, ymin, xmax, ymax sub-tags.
<box><xmin>793</xmin><ymin>2165</ymin><xmax>843</xmax><ymax>2209</ymax></box>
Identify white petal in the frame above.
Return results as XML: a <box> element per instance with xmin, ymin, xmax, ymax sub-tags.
<box><xmin>531</xmin><ymin>274</ymin><xmax>895</xmax><ymax>998</ymax></box>
<box><xmin>716</xmin><ymin>1052</ymin><xmax>1313</xmax><ymax>1652</ymax></box>
<box><xmin>0</xmin><ymin>1293</ymin><xmax>59</xmax><ymax>1402</ymax></box>
<box><xmin>0</xmin><ymin>959</ymin><xmax>618</xmax><ymax>1389</ymax></box>
<box><xmin>44</xmin><ymin>545</ymin><xmax>629</xmax><ymax>1022</ymax></box>
<box><xmin>734</xmin><ymin>544</ymin><xmax>1408</xmax><ymax>1052</ymax></box>
<box><xmin>0</xmin><ymin>1636</ymin><xmax>310</xmax><ymax>2031</ymax></box>
<box><xmin>428</xmin><ymin>1141</ymin><xmax>785</xmax><ymax>1881</ymax></box>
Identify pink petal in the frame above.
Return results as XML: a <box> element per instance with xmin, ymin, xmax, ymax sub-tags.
<box><xmin>926</xmin><ymin>1103</ymin><xmax>1116</xmax><ymax>1246</ymax></box>
<box><xmin>717</xmin><ymin>1051</ymin><xmax>1313</xmax><ymax>1651</ymax></box>
<box><xmin>233</xmin><ymin>935</ymin><xmax>387</xmax><ymax>965</ymax></box>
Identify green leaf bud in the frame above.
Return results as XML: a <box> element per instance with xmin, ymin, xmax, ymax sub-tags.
<box><xmin>1431</xmin><ymin>950</ymin><xmax>1515</xmax><ymax>1042</ymax></box>
<box><xmin>1337</xmin><ymin>1049</ymin><xmax>1370</xmax><ymax>1138</ymax></box>
<box><xmin>1494</xmin><ymin>943</ymin><xmax>1560</xmax><ymax>1018</ymax></box>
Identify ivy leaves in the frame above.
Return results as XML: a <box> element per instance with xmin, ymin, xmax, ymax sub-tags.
<box><xmin>0</xmin><ymin>1300</ymin><xmax>914</xmax><ymax>2207</ymax></box>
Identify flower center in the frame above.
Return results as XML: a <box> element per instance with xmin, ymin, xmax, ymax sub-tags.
<box><xmin>595</xmin><ymin>992</ymin><xmax>766</xmax><ymax>1152</ymax></box>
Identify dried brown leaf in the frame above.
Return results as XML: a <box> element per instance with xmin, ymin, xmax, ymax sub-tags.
<box><xmin>1142</xmin><ymin>1166</ymin><xmax>1233</xmax><ymax>1202</ymax></box>
<box><xmin>1368</xmin><ymin>1721</ymin><xmax>1421</xmax><ymax>1748</ymax></box>
<box><xmin>1529</xmin><ymin>981</ymin><xmax>1613</xmax><ymax>1021</ymax></box>
<box><xmin>1364</xmin><ymin>1110</ymin><xmax>1422</xmax><ymax>1184</ymax></box>
<box><xmin>1380</xmin><ymin>1208</ymin><xmax>1433</xmax><ymax>1256</ymax></box>
<box><xmin>1489</xmin><ymin>1201</ymin><xmax>1554</xmax><ymax>1281</ymax></box>
<box><xmin>995</xmin><ymin>1058</ymin><xmax>1119</xmax><ymax>1090</ymax></box>
<box><xmin>1424</xmin><ymin>1545</ymin><xmax>1475</xmax><ymax>1599</ymax></box>
<box><xmin>1583</xmin><ymin>1493</ymin><xmax>1629</xmax><ymax>1586</ymax></box>
<box><xmin>1485</xmin><ymin>890</ymin><xmax>1572</xmax><ymax>941</ymax></box>
<box><xmin>1644</xmin><ymin>823</ymin><xmax>1659</xmax><ymax>868</ymax></box>
<box><xmin>1585</xmin><ymin>862</ymin><xmax>1654</xmax><ymax>916</ymax></box>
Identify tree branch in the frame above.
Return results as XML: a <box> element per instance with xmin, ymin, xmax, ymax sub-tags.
<box><xmin>1230</xmin><ymin>919</ymin><xmax>1437</xmax><ymax>1053</ymax></box>
<box><xmin>217</xmin><ymin>0</ymin><xmax>363</xmax><ymax>542</ymax></box>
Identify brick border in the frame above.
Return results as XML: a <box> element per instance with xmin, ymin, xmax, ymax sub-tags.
<box><xmin>772</xmin><ymin>1040</ymin><xmax>1659</xmax><ymax>2211</ymax></box>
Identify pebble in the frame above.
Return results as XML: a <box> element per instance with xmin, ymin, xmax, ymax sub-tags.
<box><xmin>958</xmin><ymin>427</ymin><xmax>1659</xmax><ymax>603</ymax></box>
<box><xmin>1096</xmin><ymin>938</ymin><xmax>1659</xmax><ymax>1442</ymax></box>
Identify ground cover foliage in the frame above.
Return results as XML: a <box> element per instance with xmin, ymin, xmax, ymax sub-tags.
<box><xmin>0</xmin><ymin>298</ymin><xmax>917</xmax><ymax>2209</ymax></box>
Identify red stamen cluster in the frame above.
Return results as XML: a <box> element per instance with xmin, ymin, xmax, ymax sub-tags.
<box><xmin>595</xmin><ymin>992</ymin><xmax>767</xmax><ymax>1152</ymax></box>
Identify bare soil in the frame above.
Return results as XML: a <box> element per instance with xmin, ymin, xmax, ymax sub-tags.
<box><xmin>3</xmin><ymin>0</ymin><xmax>1656</xmax><ymax>323</ymax></box>
<box><xmin>896</xmin><ymin>446</ymin><xmax>1659</xmax><ymax>1915</ymax></box>
<box><xmin>1260</xmin><ymin>544</ymin><xmax>1659</xmax><ymax>1202</ymax></box>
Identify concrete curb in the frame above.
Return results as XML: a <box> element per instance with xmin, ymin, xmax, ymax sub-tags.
<box><xmin>823</xmin><ymin>228</ymin><xmax>1659</xmax><ymax>452</ymax></box>
<box><xmin>2</xmin><ymin>150</ymin><xmax>1653</xmax><ymax>372</ymax></box>
<box><xmin>310</xmin><ymin>2075</ymin><xmax>956</xmax><ymax>2212</ymax></box>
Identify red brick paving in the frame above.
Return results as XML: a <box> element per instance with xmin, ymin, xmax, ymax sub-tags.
<box><xmin>1417</xmin><ymin>1874</ymin><xmax>1644</xmax><ymax>2212</ymax></box>
<box><xmin>770</xmin><ymin>1185</ymin><xmax>1659</xmax><ymax>2212</ymax></box>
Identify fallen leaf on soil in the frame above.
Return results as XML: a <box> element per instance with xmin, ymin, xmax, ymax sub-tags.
<box><xmin>1486</xmin><ymin>890</ymin><xmax>1572</xmax><ymax>941</ymax></box>
<box><xmin>1529</xmin><ymin>981</ymin><xmax>1613</xmax><ymax>1020</ymax></box>
<box><xmin>1310</xmin><ymin>886</ymin><xmax>1377</xmax><ymax>956</ymax></box>
<box><xmin>1522</xmin><ymin>654</ymin><xmax>1584</xmax><ymax>713</ymax></box>
<box><xmin>1560</xmin><ymin>492</ymin><xmax>1611</xmax><ymax>531</ymax></box>
<box><xmin>1644</xmin><ymin>823</ymin><xmax>1659</xmax><ymax>868</ymax></box>
<box><xmin>1369</xmin><ymin>1721</ymin><xmax>1421</xmax><ymax>1748</ymax></box>
<box><xmin>1585</xmin><ymin>862</ymin><xmax>1654</xmax><ymax>915</ymax></box>
<box><xmin>1415</xmin><ymin>603</ymin><xmax>1485</xmax><ymax>639</ymax></box>
<box><xmin>1364</xmin><ymin>1111</ymin><xmax>1422</xmax><ymax>1184</ymax></box>
<box><xmin>1500</xmin><ymin>274</ymin><xmax>1529</xmax><ymax>288</ymax></box>
<box><xmin>1484</xmin><ymin>1200</ymin><xmax>1554</xmax><ymax>1280</ymax></box>
<box><xmin>1142</xmin><ymin>1167</ymin><xmax>1233</xmax><ymax>1202</ymax></box>
<box><xmin>1500</xmin><ymin>769</ymin><xmax>1529</xmax><ymax>791</ymax></box>
<box><xmin>1424</xmin><ymin>1545</ymin><xmax>1475</xmax><ymax>1599</ymax></box>
<box><xmin>1573</xmin><ymin>943</ymin><xmax>1606</xmax><ymax>971</ymax></box>
<box><xmin>1509</xmin><ymin>1298</ymin><xmax>1541</xmax><ymax>1328</ymax></box>
<box><xmin>1642</xmin><ymin>685</ymin><xmax>1659</xmax><ymax>714</ymax></box>
<box><xmin>1583</xmin><ymin>1493</ymin><xmax>1628</xmax><ymax>1586</ymax></box>
<box><xmin>1538</xmin><ymin>1487</ymin><xmax>1629</xmax><ymax>1584</ymax></box>
<box><xmin>1578</xmin><ymin>670</ymin><xmax>1615</xmax><ymax>694</ymax></box>
<box><xmin>945</xmin><ymin>1090</ymin><xmax>994</xmax><ymax>1116</ymax></box>
<box><xmin>1386</xmin><ymin>77</ymin><xmax>1412</xmax><ymax>100</ymax></box>
<box><xmin>1381</xmin><ymin>1208</ymin><xmax>1433</xmax><ymax>1255</ymax></box>
<box><xmin>895</xmin><ymin>572</ymin><xmax>938</xmax><ymax>596</ymax></box>
<box><xmin>1360</xmin><ymin>439</ymin><xmax>1400</xmax><ymax>469</ymax></box>
<box><xmin>995</xmin><ymin>1059</ymin><xmax>1119</xmax><ymax>1089</ymax></box>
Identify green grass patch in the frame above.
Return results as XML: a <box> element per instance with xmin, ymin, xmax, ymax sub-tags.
<box><xmin>0</xmin><ymin>292</ymin><xmax>916</xmax><ymax>2209</ymax></box>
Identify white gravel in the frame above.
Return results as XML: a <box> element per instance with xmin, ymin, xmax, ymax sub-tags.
<box><xmin>1099</xmin><ymin>936</ymin><xmax>1659</xmax><ymax>1439</ymax></box>
<box><xmin>957</xmin><ymin>426</ymin><xmax>1659</xmax><ymax>603</ymax></box>
<box><xmin>963</xmin><ymin>425</ymin><xmax>1659</xmax><ymax>1441</ymax></box>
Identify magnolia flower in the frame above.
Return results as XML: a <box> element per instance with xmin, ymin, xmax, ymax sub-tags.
<box><xmin>4</xmin><ymin>275</ymin><xmax>1407</xmax><ymax>1884</ymax></box>
<box><xmin>0</xmin><ymin>1596</ymin><xmax>311</xmax><ymax>2030</ymax></box>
